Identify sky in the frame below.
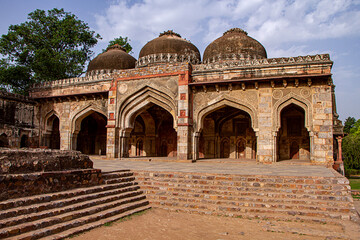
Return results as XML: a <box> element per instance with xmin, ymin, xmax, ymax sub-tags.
<box><xmin>0</xmin><ymin>0</ymin><xmax>359</xmax><ymax>121</ymax></box>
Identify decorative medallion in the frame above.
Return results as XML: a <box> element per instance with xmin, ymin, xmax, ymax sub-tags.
<box><xmin>300</xmin><ymin>89</ymin><xmax>311</xmax><ymax>98</ymax></box>
<box><xmin>244</xmin><ymin>91</ymin><xmax>257</xmax><ymax>104</ymax></box>
<box><xmin>272</xmin><ymin>89</ymin><xmax>283</xmax><ymax>99</ymax></box>
<box><xmin>119</xmin><ymin>83</ymin><xmax>128</xmax><ymax>94</ymax></box>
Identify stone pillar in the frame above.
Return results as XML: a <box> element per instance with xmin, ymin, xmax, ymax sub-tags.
<box><xmin>106</xmin><ymin>80</ymin><xmax>117</xmax><ymax>158</ymax></box>
<box><xmin>119</xmin><ymin>129</ymin><xmax>131</xmax><ymax>158</ymax></box>
<box><xmin>193</xmin><ymin>132</ymin><xmax>200</xmax><ymax>160</ymax></box>
<box><xmin>177</xmin><ymin>68</ymin><xmax>192</xmax><ymax>161</ymax></box>
<box><xmin>312</xmin><ymin>85</ymin><xmax>333</xmax><ymax>165</ymax></box>
<box><xmin>257</xmin><ymin>89</ymin><xmax>273</xmax><ymax>163</ymax></box>
<box><xmin>272</xmin><ymin>131</ymin><xmax>277</xmax><ymax>162</ymax></box>
<box><xmin>106</xmin><ymin>126</ymin><xmax>117</xmax><ymax>158</ymax></box>
<box><xmin>336</xmin><ymin>136</ymin><xmax>343</xmax><ymax>162</ymax></box>
<box><xmin>60</xmin><ymin>102</ymin><xmax>71</xmax><ymax>150</ymax></box>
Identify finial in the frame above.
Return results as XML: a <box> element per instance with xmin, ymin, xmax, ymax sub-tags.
<box><xmin>159</xmin><ymin>30</ymin><xmax>181</xmax><ymax>38</ymax></box>
<box><xmin>223</xmin><ymin>28</ymin><xmax>248</xmax><ymax>36</ymax></box>
<box><xmin>106</xmin><ymin>44</ymin><xmax>126</xmax><ymax>52</ymax></box>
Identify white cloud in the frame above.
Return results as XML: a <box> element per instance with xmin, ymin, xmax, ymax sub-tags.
<box><xmin>94</xmin><ymin>0</ymin><xmax>360</xmax><ymax>57</ymax></box>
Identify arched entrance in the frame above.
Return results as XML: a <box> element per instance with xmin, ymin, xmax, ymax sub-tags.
<box><xmin>199</xmin><ymin>106</ymin><xmax>256</xmax><ymax>159</ymax></box>
<box><xmin>236</xmin><ymin>139</ymin><xmax>246</xmax><ymax>159</ymax></box>
<box><xmin>44</xmin><ymin>114</ymin><xmax>60</xmax><ymax>149</ymax></box>
<box><xmin>277</xmin><ymin>104</ymin><xmax>310</xmax><ymax>161</ymax></box>
<box><xmin>220</xmin><ymin>138</ymin><xmax>230</xmax><ymax>158</ymax></box>
<box><xmin>136</xmin><ymin>139</ymin><xmax>143</xmax><ymax>156</ymax></box>
<box><xmin>0</xmin><ymin>133</ymin><xmax>9</xmax><ymax>147</ymax></box>
<box><xmin>128</xmin><ymin>104</ymin><xmax>177</xmax><ymax>157</ymax></box>
<box><xmin>20</xmin><ymin>135</ymin><xmax>29</xmax><ymax>148</ymax></box>
<box><xmin>76</xmin><ymin>112</ymin><xmax>107</xmax><ymax>155</ymax></box>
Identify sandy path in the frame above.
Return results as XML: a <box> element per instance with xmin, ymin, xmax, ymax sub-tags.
<box><xmin>70</xmin><ymin>208</ymin><xmax>360</xmax><ymax>240</ymax></box>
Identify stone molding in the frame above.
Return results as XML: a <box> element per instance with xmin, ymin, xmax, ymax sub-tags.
<box><xmin>31</xmin><ymin>64</ymin><xmax>189</xmax><ymax>90</ymax></box>
<box><xmin>194</xmin><ymin>54</ymin><xmax>331</xmax><ymax>72</ymax></box>
<box><xmin>0</xmin><ymin>90</ymin><xmax>35</xmax><ymax>103</ymax></box>
<box><xmin>136</xmin><ymin>52</ymin><xmax>201</xmax><ymax>67</ymax></box>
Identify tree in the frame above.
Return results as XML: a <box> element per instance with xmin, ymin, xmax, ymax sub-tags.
<box><xmin>103</xmin><ymin>37</ymin><xmax>132</xmax><ymax>53</ymax></box>
<box><xmin>343</xmin><ymin>117</ymin><xmax>360</xmax><ymax>171</ymax></box>
<box><xmin>0</xmin><ymin>8</ymin><xmax>101</xmax><ymax>94</ymax></box>
<box><xmin>344</xmin><ymin>117</ymin><xmax>356</xmax><ymax>134</ymax></box>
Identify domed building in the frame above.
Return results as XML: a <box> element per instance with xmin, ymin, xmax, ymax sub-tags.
<box><xmin>86</xmin><ymin>44</ymin><xmax>136</xmax><ymax>75</ymax></box>
<box><xmin>20</xmin><ymin>28</ymin><xmax>342</xmax><ymax>167</ymax></box>
<box><xmin>203</xmin><ymin>28</ymin><xmax>267</xmax><ymax>63</ymax></box>
<box><xmin>137</xmin><ymin>30</ymin><xmax>201</xmax><ymax>67</ymax></box>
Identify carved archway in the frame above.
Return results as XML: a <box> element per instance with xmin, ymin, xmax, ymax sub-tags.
<box><xmin>118</xmin><ymin>86</ymin><xmax>177</xmax><ymax>131</ymax></box>
<box><xmin>273</xmin><ymin>93</ymin><xmax>312</xmax><ymax>132</ymax></box>
<box><xmin>70</xmin><ymin>105</ymin><xmax>107</xmax><ymax>154</ymax></box>
<box><xmin>195</xmin><ymin>96</ymin><xmax>258</xmax><ymax>133</ymax></box>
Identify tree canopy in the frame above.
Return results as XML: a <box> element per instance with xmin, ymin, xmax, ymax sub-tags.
<box><xmin>103</xmin><ymin>36</ymin><xmax>132</xmax><ymax>53</ymax></box>
<box><xmin>0</xmin><ymin>8</ymin><xmax>101</xmax><ymax>94</ymax></box>
<box><xmin>343</xmin><ymin>117</ymin><xmax>360</xmax><ymax>171</ymax></box>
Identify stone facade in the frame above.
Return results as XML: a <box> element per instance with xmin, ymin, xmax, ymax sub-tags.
<box><xmin>2</xmin><ymin>29</ymin><xmax>343</xmax><ymax>167</ymax></box>
<box><xmin>0</xmin><ymin>91</ymin><xmax>39</xmax><ymax>148</ymax></box>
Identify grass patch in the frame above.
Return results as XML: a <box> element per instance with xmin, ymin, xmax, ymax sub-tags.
<box><xmin>349</xmin><ymin>178</ymin><xmax>360</xmax><ymax>190</ymax></box>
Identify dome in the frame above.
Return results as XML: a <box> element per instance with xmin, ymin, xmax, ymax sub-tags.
<box><xmin>86</xmin><ymin>44</ymin><xmax>136</xmax><ymax>74</ymax></box>
<box><xmin>137</xmin><ymin>30</ymin><xmax>201</xmax><ymax>67</ymax></box>
<box><xmin>203</xmin><ymin>28</ymin><xmax>267</xmax><ymax>64</ymax></box>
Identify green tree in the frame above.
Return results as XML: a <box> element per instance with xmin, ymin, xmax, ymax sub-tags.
<box><xmin>0</xmin><ymin>8</ymin><xmax>101</xmax><ymax>94</ymax></box>
<box><xmin>344</xmin><ymin>116</ymin><xmax>356</xmax><ymax>134</ymax></box>
<box><xmin>103</xmin><ymin>36</ymin><xmax>132</xmax><ymax>53</ymax></box>
<box><xmin>343</xmin><ymin>117</ymin><xmax>360</xmax><ymax>171</ymax></box>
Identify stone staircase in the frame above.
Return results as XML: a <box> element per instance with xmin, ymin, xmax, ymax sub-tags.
<box><xmin>0</xmin><ymin>170</ymin><xmax>150</xmax><ymax>240</ymax></box>
<box><xmin>132</xmin><ymin>170</ymin><xmax>359</xmax><ymax>223</ymax></box>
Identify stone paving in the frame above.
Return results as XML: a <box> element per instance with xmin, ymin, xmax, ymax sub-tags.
<box><xmin>90</xmin><ymin>157</ymin><xmax>337</xmax><ymax>178</ymax></box>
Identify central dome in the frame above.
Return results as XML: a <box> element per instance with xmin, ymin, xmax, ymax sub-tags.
<box><xmin>86</xmin><ymin>44</ymin><xmax>136</xmax><ymax>75</ymax></box>
<box><xmin>137</xmin><ymin>30</ymin><xmax>201</xmax><ymax>67</ymax></box>
<box><xmin>203</xmin><ymin>28</ymin><xmax>267</xmax><ymax>64</ymax></box>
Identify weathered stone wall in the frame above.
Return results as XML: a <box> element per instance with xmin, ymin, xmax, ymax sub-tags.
<box><xmin>0</xmin><ymin>149</ymin><xmax>102</xmax><ymax>201</ymax></box>
<box><xmin>0</xmin><ymin>91</ymin><xmax>39</xmax><ymax>148</ymax></box>
<box><xmin>0</xmin><ymin>149</ymin><xmax>93</xmax><ymax>174</ymax></box>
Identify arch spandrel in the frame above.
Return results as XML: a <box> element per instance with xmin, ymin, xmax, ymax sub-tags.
<box><xmin>118</xmin><ymin>86</ymin><xmax>177</xmax><ymax>130</ymax></box>
<box><xmin>70</xmin><ymin>104</ymin><xmax>108</xmax><ymax>134</ymax></box>
<box><xmin>273</xmin><ymin>92</ymin><xmax>312</xmax><ymax>132</ymax></box>
<box><xmin>195</xmin><ymin>96</ymin><xmax>258</xmax><ymax>133</ymax></box>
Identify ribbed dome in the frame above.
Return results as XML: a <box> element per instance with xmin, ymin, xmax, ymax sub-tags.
<box><xmin>203</xmin><ymin>28</ymin><xmax>267</xmax><ymax>64</ymax></box>
<box><xmin>137</xmin><ymin>30</ymin><xmax>201</xmax><ymax>67</ymax></box>
<box><xmin>86</xmin><ymin>44</ymin><xmax>136</xmax><ymax>74</ymax></box>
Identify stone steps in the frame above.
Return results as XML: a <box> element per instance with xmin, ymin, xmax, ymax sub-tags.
<box><xmin>5</xmin><ymin>201</ymin><xmax>150</xmax><ymax>240</ymax></box>
<box><xmin>133</xmin><ymin>170</ymin><xmax>359</xmax><ymax>222</ymax></box>
<box><xmin>0</xmin><ymin>182</ymin><xmax>136</xmax><ymax>211</ymax></box>
<box><xmin>0</xmin><ymin>187</ymin><xmax>142</xmax><ymax>229</ymax></box>
<box><xmin>147</xmin><ymin>194</ymin><xmax>351</xmax><ymax>216</ymax></box>
<box><xmin>143</xmin><ymin>190</ymin><xmax>353</xmax><ymax>209</ymax></box>
<box><xmin>141</xmin><ymin>183</ymin><xmax>352</xmax><ymax>203</ymax></box>
<box><xmin>0</xmin><ymin>170</ymin><xmax>150</xmax><ymax>239</ymax></box>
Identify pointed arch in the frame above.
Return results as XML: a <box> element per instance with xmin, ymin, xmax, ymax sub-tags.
<box><xmin>71</xmin><ymin>104</ymin><xmax>108</xmax><ymax>134</ymax></box>
<box><xmin>195</xmin><ymin>96</ymin><xmax>258</xmax><ymax>132</ymax></box>
<box><xmin>273</xmin><ymin>92</ymin><xmax>312</xmax><ymax>132</ymax></box>
<box><xmin>118</xmin><ymin>86</ymin><xmax>177</xmax><ymax>130</ymax></box>
<box><xmin>44</xmin><ymin>110</ymin><xmax>60</xmax><ymax>133</ymax></box>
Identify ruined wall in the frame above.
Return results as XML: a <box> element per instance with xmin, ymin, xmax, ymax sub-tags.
<box><xmin>0</xmin><ymin>91</ymin><xmax>39</xmax><ymax>148</ymax></box>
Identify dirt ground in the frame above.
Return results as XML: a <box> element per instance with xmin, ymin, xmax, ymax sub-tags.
<box><xmin>71</xmin><ymin>208</ymin><xmax>360</xmax><ymax>240</ymax></box>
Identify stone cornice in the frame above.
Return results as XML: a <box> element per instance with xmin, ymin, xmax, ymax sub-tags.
<box><xmin>136</xmin><ymin>52</ymin><xmax>201</xmax><ymax>67</ymax></box>
<box><xmin>194</xmin><ymin>54</ymin><xmax>332</xmax><ymax>73</ymax></box>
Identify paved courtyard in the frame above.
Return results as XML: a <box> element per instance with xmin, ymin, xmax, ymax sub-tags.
<box><xmin>90</xmin><ymin>157</ymin><xmax>337</xmax><ymax>178</ymax></box>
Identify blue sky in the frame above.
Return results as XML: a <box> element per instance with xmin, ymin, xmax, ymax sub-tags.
<box><xmin>0</xmin><ymin>0</ymin><xmax>359</xmax><ymax>121</ymax></box>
